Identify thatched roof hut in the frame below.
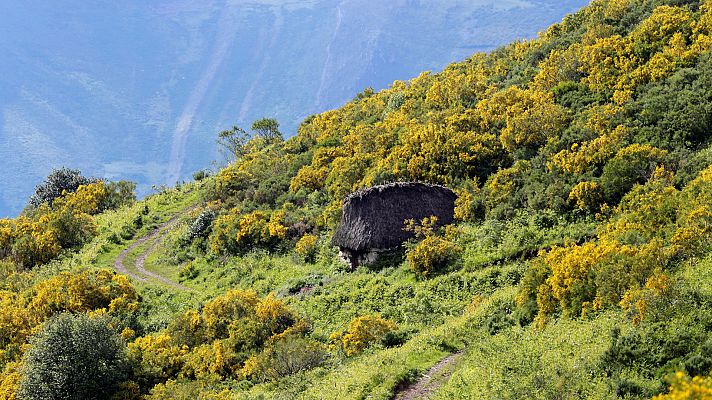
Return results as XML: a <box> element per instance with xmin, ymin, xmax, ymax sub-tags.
<box><xmin>332</xmin><ymin>182</ymin><xmax>456</xmax><ymax>267</ymax></box>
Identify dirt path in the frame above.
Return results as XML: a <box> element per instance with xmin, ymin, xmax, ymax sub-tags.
<box><xmin>395</xmin><ymin>352</ymin><xmax>464</xmax><ymax>400</ymax></box>
<box><xmin>114</xmin><ymin>209</ymin><xmax>193</xmax><ymax>290</ymax></box>
<box><xmin>114</xmin><ymin>237</ymin><xmax>148</xmax><ymax>283</ymax></box>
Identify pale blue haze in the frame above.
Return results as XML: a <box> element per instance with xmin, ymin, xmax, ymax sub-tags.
<box><xmin>0</xmin><ymin>0</ymin><xmax>588</xmax><ymax>216</ymax></box>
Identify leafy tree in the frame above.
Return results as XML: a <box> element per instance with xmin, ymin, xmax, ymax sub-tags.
<box><xmin>192</xmin><ymin>169</ymin><xmax>210</xmax><ymax>181</ymax></box>
<box><xmin>28</xmin><ymin>167</ymin><xmax>92</xmax><ymax>208</ymax></box>
<box><xmin>101</xmin><ymin>180</ymin><xmax>136</xmax><ymax>211</ymax></box>
<box><xmin>17</xmin><ymin>313</ymin><xmax>129</xmax><ymax>400</ymax></box>
<box><xmin>217</xmin><ymin>125</ymin><xmax>251</xmax><ymax>160</ymax></box>
<box><xmin>352</xmin><ymin>86</ymin><xmax>375</xmax><ymax>101</ymax></box>
<box><xmin>251</xmin><ymin>118</ymin><xmax>283</xmax><ymax>143</ymax></box>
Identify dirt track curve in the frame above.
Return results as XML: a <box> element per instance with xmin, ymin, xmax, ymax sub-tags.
<box><xmin>395</xmin><ymin>352</ymin><xmax>463</xmax><ymax>400</ymax></box>
<box><xmin>114</xmin><ymin>209</ymin><xmax>194</xmax><ymax>290</ymax></box>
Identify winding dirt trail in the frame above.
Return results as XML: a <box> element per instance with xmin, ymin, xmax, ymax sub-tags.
<box><xmin>114</xmin><ymin>210</ymin><xmax>193</xmax><ymax>290</ymax></box>
<box><xmin>114</xmin><ymin>238</ymin><xmax>148</xmax><ymax>283</ymax></box>
<box><xmin>395</xmin><ymin>352</ymin><xmax>464</xmax><ymax>400</ymax></box>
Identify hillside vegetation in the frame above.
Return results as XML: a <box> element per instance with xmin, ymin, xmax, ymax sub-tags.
<box><xmin>1</xmin><ymin>0</ymin><xmax>712</xmax><ymax>398</ymax></box>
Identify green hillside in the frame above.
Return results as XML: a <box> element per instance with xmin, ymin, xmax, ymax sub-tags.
<box><xmin>1</xmin><ymin>0</ymin><xmax>712</xmax><ymax>398</ymax></box>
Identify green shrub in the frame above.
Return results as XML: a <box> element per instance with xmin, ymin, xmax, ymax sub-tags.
<box><xmin>18</xmin><ymin>313</ymin><xmax>129</xmax><ymax>400</ymax></box>
<box><xmin>484</xmin><ymin>301</ymin><xmax>516</xmax><ymax>335</ymax></box>
<box><xmin>178</xmin><ymin>263</ymin><xmax>199</xmax><ymax>280</ymax></box>
<box><xmin>600</xmin><ymin>144</ymin><xmax>668</xmax><ymax>203</ymax></box>
<box><xmin>192</xmin><ymin>170</ymin><xmax>210</xmax><ymax>181</ymax></box>
<box><xmin>381</xmin><ymin>329</ymin><xmax>410</xmax><ymax>348</ymax></box>
<box><xmin>243</xmin><ymin>335</ymin><xmax>328</xmax><ymax>382</ymax></box>
<box><xmin>107</xmin><ymin>232</ymin><xmax>122</xmax><ymax>245</ymax></box>
<box><xmin>600</xmin><ymin>307</ymin><xmax>712</xmax><ymax>384</ymax></box>
<box><xmin>48</xmin><ymin>207</ymin><xmax>95</xmax><ymax>249</ymax></box>
<box><xmin>685</xmin><ymin>353</ymin><xmax>712</xmax><ymax>377</ymax></box>
<box><xmin>132</xmin><ymin>214</ymin><xmax>143</xmax><ymax>230</ymax></box>
<box><xmin>120</xmin><ymin>224</ymin><xmax>136</xmax><ymax>240</ymax></box>
<box><xmin>186</xmin><ymin>209</ymin><xmax>215</xmax><ymax>241</ymax></box>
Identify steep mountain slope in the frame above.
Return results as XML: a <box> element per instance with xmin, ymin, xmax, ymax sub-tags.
<box><xmin>1</xmin><ymin>0</ymin><xmax>712</xmax><ymax>399</ymax></box>
<box><xmin>0</xmin><ymin>0</ymin><xmax>588</xmax><ymax>216</ymax></box>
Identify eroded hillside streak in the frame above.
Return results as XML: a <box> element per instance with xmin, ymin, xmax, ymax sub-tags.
<box><xmin>237</xmin><ymin>6</ymin><xmax>284</xmax><ymax>122</ymax></box>
<box><xmin>395</xmin><ymin>352</ymin><xmax>464</xmax><ymax>400</ymax></box>
<box><xmin>114</xmin><ymin>208</ymin><xmax>195</xmax><ymax>290</ymax></box>
<box><xmin>314</xmin><ymin>2</ymin><xmax>344</xmax><ymax>109</ymax></box>
<box><xmin>166</xmin><ymin>2</ymin><xmax>240</xmax><ymax>185</ymax></box>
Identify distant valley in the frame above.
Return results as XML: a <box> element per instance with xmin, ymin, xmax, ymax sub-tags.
<box><xmin>0</xmin><ymin>0</ymin><xmax>587</xmax><ymax>216</ymax></box>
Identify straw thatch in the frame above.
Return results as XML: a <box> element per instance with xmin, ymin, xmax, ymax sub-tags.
<box><xmin>332</xmin><ymin>182</ymin><xmax>456</xmax><ymax>267</ymax></box>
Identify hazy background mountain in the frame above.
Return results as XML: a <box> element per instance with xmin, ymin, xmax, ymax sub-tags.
<box><xmin>0</xmin><ymin>0</ymin><xmax>588</xmax><ymax>216</ymax></box>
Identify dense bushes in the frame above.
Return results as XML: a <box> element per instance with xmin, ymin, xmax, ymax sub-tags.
<box><xmin>518</xmin><ymin>164</ymin><xmax>712</xmax><ymax>327</ymax></box>
<box><xmin>599</xmin><ymin>143</ymin><xmax>669</xmax><ymax>202</ymax></box>
<box><xmin>243</xmin><ymin>335</ymin><xmax>328</xmax><ymax>381</ymax></box>
<box><xmin>127</xmin><ymin>334</ymin><xmax>187</xmax><ymax>390</ymax></box>
<box><xmin>594</xmin><ymin>268</ymin><xmax>712</xmax><ymax>397</ymax></box>
<box><xmin>102</xmin><ymin>180</ymin><xmax>137</xmax><ymax>211</ymax></box>
<box><xmin>406</xmin><ymin>236</ymin><xmax>462</xmax><ymax>278</ymax></box>
<box><xmin>266</xmin><ymin>0</ymin><xmax>711</xmax><ymax>230</ymax></box>
<box><xmin>0</xmin><ymin>269</ymin><xmax>138</xmax><ymax>364</ymax></box>
<box><xmin>1</xmin><ymin>170</ymin><xmax>136</xmax><ymax>270</ymax></box>
<box><xmin>0</xmin><ymin>182</ymin><xmax>108</xmax><ymax>268</ymax></box>
<box><xmin>128</xmin><ymin>290</ymin><xmax>309</xmax><ymax>387</ymax></box>
<box><xmin>0</xmin><ymin>269</ymin><xmax>138</xmax><ymax>399</ymax></box>
<box><xmin>209</xmin><ymin>209</ymin><xmax>287</xmax><ymax>255</ymax></box>
<box><xmin>188</xmin><ymin>2</ymin><xmax>712</xmax><ymax>288</ymax></box>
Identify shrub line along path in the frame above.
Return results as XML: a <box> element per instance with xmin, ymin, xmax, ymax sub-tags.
<box><xmin>395</xmin><ymin>351</ymin><xmax>464</xmax><ymax>400</ymax></box>
<box><xmin>114</xmin><ymin>208</ymin><xmax>195</xmax><ymax>291</ymax></box>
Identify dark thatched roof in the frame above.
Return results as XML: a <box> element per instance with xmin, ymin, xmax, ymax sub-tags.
<box><xmin>331</xmin><ymin>182</ymin><xmax>456</xmax><ymax>252</ymax></box>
